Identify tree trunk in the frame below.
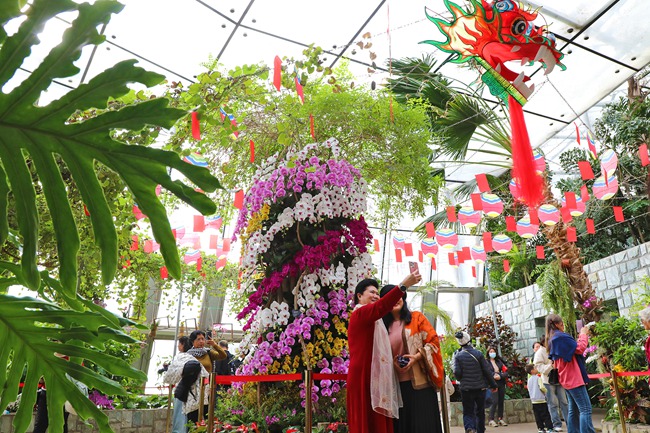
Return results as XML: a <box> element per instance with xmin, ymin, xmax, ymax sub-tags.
<box><xmin>540</xmin><ymin>177</ymin><xmax>603</xmax><ymax>322</ymax></box>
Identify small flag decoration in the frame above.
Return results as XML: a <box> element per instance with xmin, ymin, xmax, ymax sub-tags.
<box><xmin>586</xmin><ymin>218</ymin><xmax>595</xmax><ymax>234</ymax></box>
<box><xmin>613</xmin><ymin>206</ymin><xmax>624</xmax><ymax>222</ymax></box>
<box><xmin>566</xmin><ymin>226</ymin><xmax>577</xmax><ymax>242</ymax></box>
<box><xmin>132</xmin><ymin>204</ymin><xmax>146</xmax><ymax>220</ymax></box>
<box><xmin>578</xmin><ymin>161</ymin><xmax>594</xmax><ymax>180</ymax></box>
<box><xmin>191</xmin><ymin>111</ymin><xmax>201</xmax><ymax>140</ymax></box>
<box><xmin>425</xmin><ymin>222</ymin><xmax>435</xmax><ymax>238</ymax></box>
<box><xmin>536</xmin><ymin>245</ymin><xmax>545</xmax><ymax>259</ymax></box>
<box><xmin>234</xmin><ymin>190</ymin><xmax>244</xmax><ymax>209</ymax></box>
<box><xmin>395</xmin><ymin>248</ymin><xmax>403</xmax><ymax>263</ymax></box>
<box><xmin>250</xmin><ymin>140</ymin><xmax>255</xmax><ymax>163</ymax></box>
<box><xmin>160</xmin><ymin>266</ymin><xmax>168</xmax><ymax>279</ymax></box>
<box><xmin>193</xmin><ymin>215</ymin><xmax>205</xmax><ymax>232</ymax></box>
<box><xmin>639</xmin><ymin>143</ymin><xmax>649</xmax><ymax>166</ymax></box>
<box><xmin>273</xmin><ymin>55</ymin><xmax>282</xmax><ymax>91</ymax></box>
<box><xmin>373</xmin><ymin>239</ymin><xmax>380</xmax><ymax>252</ymax></box>
<box><xmin>475</xmin><ymin>173</ymin><xmax>490</xmax><ymax>192</ymax></box>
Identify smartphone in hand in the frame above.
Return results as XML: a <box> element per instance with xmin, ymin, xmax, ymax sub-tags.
<box><xmin>409</xmin><ymin>261</ymin><xmax>419</xmax><ymax>274</ymax></box>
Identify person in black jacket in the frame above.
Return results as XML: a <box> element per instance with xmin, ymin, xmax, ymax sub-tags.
<box><xmin>453</xmin><ymin>331</ymin><xmax>498</xmax><ymax>433</ymax></box>
<box><xmin>486</xmin><ymin>346</ymin><xmax>509</xmax><ymax>427</ymax></box>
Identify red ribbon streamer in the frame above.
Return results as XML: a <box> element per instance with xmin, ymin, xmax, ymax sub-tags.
<box><xmin>309</xmin><ymin>114</ymin><xmax>315</xmax><ymax>139</ymax></box>
<box><xmin>508</xmin><ymin>95</ymin><xmax>543</xmax><ymax>208</ymax></box>
<box><xmin>191</xmin><ymin>111</ymin><xmax>201</xmax><ymax>140</ymax></box>
<box><xmin>249</xmin><ymin>140</ymin><xmax>255</xmax><ymax>163</ymax></box>
<box><xmin>273</xmin><ymin>56</ymin><xmax>282</xmax><ymax>91</ymax></box>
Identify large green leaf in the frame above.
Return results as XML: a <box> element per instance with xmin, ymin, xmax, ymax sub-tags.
<box><xmin>0</xmin><ymin>293</ymin><xmax>147</xmax><ymax>433</ymax></box>
<box><xmin>0</xmin><ymin>0</ymin><xmax>220</xmax><ymax>293</ymax></box>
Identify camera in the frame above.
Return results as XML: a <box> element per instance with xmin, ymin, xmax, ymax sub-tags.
<box><xmin>397</xmin><ymin>355</ymin><xmax>409</xmax><ymax>368</ymax></box>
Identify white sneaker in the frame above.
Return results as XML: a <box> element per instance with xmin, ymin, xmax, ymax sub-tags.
<box><xmin>498</xmin><ymin>419</ymin><xmax>508</xmax><ymax>427</ymax></box>
<box><xmin>553</xmin><ymin>428</ymin><xmax>563</xmax><ymax>432</ymax></box>
<box><xmin>489</xmin><ymin>420</ymin><xmax>498</xmax><ymax>427</ymax></box>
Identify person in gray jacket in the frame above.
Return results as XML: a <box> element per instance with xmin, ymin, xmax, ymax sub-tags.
<box><xmin>453</xmin><ymin>331</ymin><xmax>498</xmax><ymax>433</ymax></box>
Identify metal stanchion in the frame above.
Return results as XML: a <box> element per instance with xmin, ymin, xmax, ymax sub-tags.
<box><xmin>611</xmin><ymin>369</ymin><xmax>628</xmax><ymax>433</ymax></box>
<box><xmin>439</xmin><ymin>374</ymin><xmax>451</xmax><ymax>433</ymax></box>
<box><xmin>304</xmin><ymin>370</ymin><xmax>313</xmax><ymax>433</ymax></box>
<box><xmin>165</xmin><ymin>385</ymin><xmax>173</xmax><ymax>433</ymax></box>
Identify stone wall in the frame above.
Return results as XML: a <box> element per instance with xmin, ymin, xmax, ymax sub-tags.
<box><xmin>475</xmin><ymin>241</ymin><xmax>650</xmax><ymax>356</ymax></box>
<box><xmin>0</xmin><ymin>408</ymin><xmax>168</xmax><ymax>433</ymax></box>
<box><xmin>448</xmin><ymin>398</ymin><xmax>535</xmax><ymax>426</ymax></box>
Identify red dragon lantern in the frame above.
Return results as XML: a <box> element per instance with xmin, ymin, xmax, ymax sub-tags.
<box><xmin>425</xmin><ymin>0</ymin><xmax>565</xmax><ymax>208</ymax></box>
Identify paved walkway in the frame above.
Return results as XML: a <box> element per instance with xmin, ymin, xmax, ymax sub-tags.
<box><xmin>449</xmin><ymin>408</ymin><xmax>606</xmax><ymax>433</ymax></box>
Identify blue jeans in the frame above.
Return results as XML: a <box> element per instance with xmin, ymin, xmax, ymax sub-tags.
<box><xmin>565</xmin><ymin>386</ymin><xmax>595</xmax><ymax>433</ymax></box>
<box><xmin>461</xmin><ymin>389</ymin><xmax>487</xmax><ymax>433</ymax></box>
<box><xmin>172</xmin><ymin>398</ymin><xmax>187</xmax><ymax>433</ymax></box>
<box><xmin>547</xmin><ymin>383</ymin><xmax>569</xmax><ymax>428</ymax></box>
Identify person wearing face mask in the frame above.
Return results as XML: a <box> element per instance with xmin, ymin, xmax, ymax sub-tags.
<box><xmin>486</xmin><ymin>346</ymin><xmax>509</xmax><ymax>427</ymax></box>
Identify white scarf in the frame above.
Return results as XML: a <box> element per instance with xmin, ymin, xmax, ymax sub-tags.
<box><xmin>355</xmin><ymin>304</ymin><xmax>402</xmax><ymax>418</ymax></box>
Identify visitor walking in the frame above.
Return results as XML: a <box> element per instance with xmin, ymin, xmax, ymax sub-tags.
<box><xmin>453</xmin><ymin>331</ymin><xmax>498</xmax><ymax>433</ymax></box>
<box><xmin>533</xmin><ymin>336</ymin><xmax>568</xmax><ymax>432</ymax></box>
<box><xmin>486</xmin><ymin>346</ymin><xmax>508</xmax><ymax>427</ymax></box>
<box><xmin>346</xmin><ymin>271</ymin><xmax>422</xmax><ymax>433</ymax></box>
<box><xmin>163</xmin><ymin>336</ymin><xmax>208</xmax><ymax>433</ymax></box>
<box><xmin>546</xmin><ymin>314</ymin><xmax>595</xmax><ymax>433</ymax></box>
<box><xmin>380</xmin><ymin>284</ymin><xmax>444</xmax><ymax>433</ymax></box>
<box><xmin>525</xmin><ymin>363</ymin><xmax>554</xmax><ymax>433</ymax></box>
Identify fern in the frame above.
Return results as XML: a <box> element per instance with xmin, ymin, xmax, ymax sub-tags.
<box><xmin>537</xmin><ymin>260</ymin><xmax>577</xmax><ymax>336</ymax></box>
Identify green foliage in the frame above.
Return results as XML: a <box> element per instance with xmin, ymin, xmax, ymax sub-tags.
<box><xmin>537</xmin><ymin>260</ymin><xmax>577</xmax><ymax>336</ymax></box>
<box><xmin>554</xmin><ymin>95</ymin><xmax>650</xmax><ymax>263</ymax></box>
<box><xmin>0</xmin><ymin>1</ymin><xmax>224</xmax><ymax>432</ymax></box>
<box><xmin>466</xmin><ymin>312</ymin><xmax>528</xmax><ymax>399</ymax></box>
<box><xmin>590</xmin><ymin>316</ymin><xmax>650</xmax><ymax>422</ymax></box>
<box><xmin>163</xmin><ymin>54</ymin><xmax>439</xmax><ymax>228</ymax></box>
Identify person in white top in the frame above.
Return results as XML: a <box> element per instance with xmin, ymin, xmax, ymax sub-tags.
<box><xmin>533</xmin><ymin>336</ymin><xmax>569</xmax><ymax>432</ymax></box>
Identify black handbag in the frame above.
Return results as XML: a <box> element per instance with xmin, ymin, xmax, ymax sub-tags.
<box><xmin>548</xmin><ymin>367</ymin><xmax>560</xmax><ymax>385</ymax></box>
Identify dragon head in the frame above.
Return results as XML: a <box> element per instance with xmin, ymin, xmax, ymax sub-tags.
<box><xmin>425</xmin><ymin>0</ymin><xmax>565</xmax><ymax>104</ymax></box>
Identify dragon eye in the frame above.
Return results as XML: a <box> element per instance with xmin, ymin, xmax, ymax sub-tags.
<box><xmin>511</xmin><ymin>18</ymin><xmax>527</xmax><ymax>35</ymax></box>
<box><xmin>495</xmin><ymin>0</ymin><xmax>514</xmax><ymax>12</ymax></box>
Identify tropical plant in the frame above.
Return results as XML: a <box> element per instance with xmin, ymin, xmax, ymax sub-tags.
<box><xmin>537</xmin><ymin>259</ymin><xmax>578</xmax><ymax>336</ymax></box>
<box><xmin>387</xmin><ymin>55</ymin><xmax>603</xmax><ymax>321</ymax></box>
<box><xmin>589</xmin><ymin>317</ymin><xmax>650</xmax><ymax>422</ymax></box>
<box><xmin>417</xmin><ymin>279</ymin><xmax>455</xmax><ymax>332</ymax></box>
<box><xmin>466</xmin><ymin>312</ymin><xmax>527</xmax><ymax>399</ymax></box>
<box><xmin>0</xmin><ymin>1</ymin><xmax>220</xmax><ymax>432</ymax></box>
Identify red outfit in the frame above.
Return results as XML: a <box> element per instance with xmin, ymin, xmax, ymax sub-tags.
<box><xmin>347</xmin><ymin>286</ymin><xmax>403</xmax><ymax>433</ymax></box>
<box><xmin>645</xmin><ymin>335</ymin><xmax>650</xmax><ymax>367</ymax></box>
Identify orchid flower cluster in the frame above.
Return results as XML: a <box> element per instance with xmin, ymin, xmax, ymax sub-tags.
<box><xmin>232</xmin><ymin>139</ymin><xmax>374</xmax><ymax>403</ymax></box>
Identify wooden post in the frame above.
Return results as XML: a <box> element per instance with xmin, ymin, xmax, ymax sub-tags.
<box><xmin>207</xmin><ymin>372</ymin><xmax>216</xmax><ymax>432</ymax></box>
<box><xmin>198</xmin><ymin>378</ymin><xmax>206</xmax><ymax>421</ymax></box>
<box><xmin>165</xmin><ymin>385</ymin><xmax>173</xmax><ymax>433</ymax></box>
<box><xmin>611</xmin><ymin>370</ymin><xmax>628</xmax><ymax>433</ymax></box>
<box><xmin>304</xmin><ymin>370</ymin><xmax>313</xmax><ymax>433</ymax></box>
<box><xmin>439</xmin><ymin>375</ymin><xmax>451</xmax><ymax>433</ymax></box>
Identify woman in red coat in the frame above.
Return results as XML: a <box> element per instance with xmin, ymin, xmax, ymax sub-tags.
<box><xmin>347</xmin><ymin>271</ymin><xmax>421</xmax><ymax>433</ymax></box>
<box><xmin>640</xmin><ymin>307</ymin><xmax>650</xmax><ymax>366</ymax></box>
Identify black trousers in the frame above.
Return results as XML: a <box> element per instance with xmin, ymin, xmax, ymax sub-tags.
<box><xmin>33</xmin><ymin>390</ymin><xmax>69</xmax><ymax>433</ymax></box>
<box><xmin>533</xmin><ymin>402</ymin><xmax>554</xmax><ymax>430</ymax></box>
<box><xmin>461</xmin><ymin>388</ymin><xmax>487</xmax><ymax>433</ymax></box>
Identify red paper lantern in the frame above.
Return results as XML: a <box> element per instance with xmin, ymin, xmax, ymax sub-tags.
<box><xmin>509</xmin><ymin>178</ymin><xmax>522</xmax><ymax>200</ymax></box>
<box><xmin>481</xmin><ymin>193</ymin><xmax>504</xmax><ymax>218</ymax></box>
<box><xmin>537</xmin><ymin>204</ymin><xmax>560</xmax><ymax>226</ymax></box>
<box><xmin>436</xmin><ymin>228</ymin><xmax>458</xmax><ymax>249</ymax></box>
<box><xmin>492</xmin><ymin>234</ymin><xmax>513</xmax><ymax>254</ymax></box>
<box><xmin>458</xmin><ymin>206</ymin><xmax>481</xmax><ymax>228</ymax></box>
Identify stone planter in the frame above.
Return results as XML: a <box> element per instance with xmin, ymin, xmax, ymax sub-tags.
<box><xmin>602</xmin><ymin>420</ymin><xmax>650</xmax><ymax>433</ymax></box>
<box><xmin>1</xmin><ymin>407</ymin><xmax>168</xmax><ymax>433</ymax></box>
<box><xmin>447</xmin><ymin>398</ymin><xmax>536</xmax><ymax>426</ymax></box>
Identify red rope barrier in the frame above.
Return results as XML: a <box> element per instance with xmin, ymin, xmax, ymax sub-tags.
<box><xmin>312</xmin><ymin>373</ymin><xmax>347</xmax><ymax>381</ymax></box>
<box><xmin>587</xmin><ymin>373</ymin><xmax>610</xmax><ymax>380</ymax></box>
<box><xmin>615</xmin><ymin>370</ymin><xmax>650</xmax><ymax>377</ymax></box>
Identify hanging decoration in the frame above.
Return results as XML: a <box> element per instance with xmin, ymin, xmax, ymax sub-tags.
<box><xmin>515</xmin><ymin>214</ymin><xmax>538</xmax><ymax>239</ymax></box>
<box><xmin>492</xmin><ymin>234</ymin><xmax>513</xmax><ymax>254</ymax></box>
<box><xmin>436</xmin><ymin>228</ymin><xmax>458</xmax><ymax>249</ymax></box>
<box><xmin>561</xmin><ymin>195</ymin><xmax>586</xmax><ymax>217</ymax></box>
<box><xmin>509</xmin><ymin>178</ymin><xmax>521</xmax><ymax>200</ymax></box>
<box><xmin>600</xmin><ymin>149</ymin><xmax>618</xmax><ymax>176</ymax></box>
<box><xmin>593</xmin><ymin>174</ymin><xmax>618</xmax><ymax>200</ymax></box>
<box><xmin>481</xmin><ymin>193</ymin><xmax>504</xmax><ymax>218</ymax></box>
<box><xmin>533</xmin><ymin>149</ymin><xmax>546</xmax><ymax>174</ymax></box>
<box><xmin>458</xmin><ymin>206</ymin><xmax>481</xmax><ymax>228</ymax></box>
<box><xmin>470</xmin><ymin>245</ymin><xmax>487</xmax><ymax>264</ymax></box>
<box><xmin>421</xmin><ymin>238</ymin><xmax>439</xmax><ymax>257</ymax></box>
<box><xmin>425</xmin><ymin>0</ymin><xmax>565</xmax><ymax>208</ymax></box>
<box><xmin>537</xmin><ymin>204</ymin><xmax>559</xmax><ymax>226</ymax></box>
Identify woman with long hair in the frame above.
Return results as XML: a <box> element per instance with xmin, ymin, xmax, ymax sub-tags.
<box><xmin>533</xmin><ymin>335</ymin><xmax>569</xmax><ymax>432</ymax></box>
<box><xmin>486</xmin><ymin>346</ymin><xmax>509</xmax><ymax>427</ymax></box>
<box><xmin>379</xmin><ymin>285</ymin><xmax>443</xmax><ymax>433</ymax></box>
<box><xmin>545</xmin><ymin>314</ymin><xmax>594</xmax><ymax>433</ymax></box>
<box><xmin>347</xmin><ymin>271</ymin><xmax>421</xmax><ymax>433</ymax></box>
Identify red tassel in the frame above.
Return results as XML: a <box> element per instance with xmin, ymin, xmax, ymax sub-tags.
<box><xmin>191</xmin><ymin>111</ymin><xmax>201</xmax><ymax>140</ymax></box>
<box><xmin>273</xmin><ymin>56</ymin><xmax>282</xmax><ymax>91</ymax></box>
<box><xmin>249</xmin><ymin>140</ymin><xmax>255</xmax><ymax>163</ymax></box>
<box><xmin>508</xmin><ymin>95</ymin><xmax>543</xmax><ymax>208</ymax></box>
<box><xmin>309</xmin><ymin>114</ymin><xmax>315</xmax><ymax>139</ymax></box>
